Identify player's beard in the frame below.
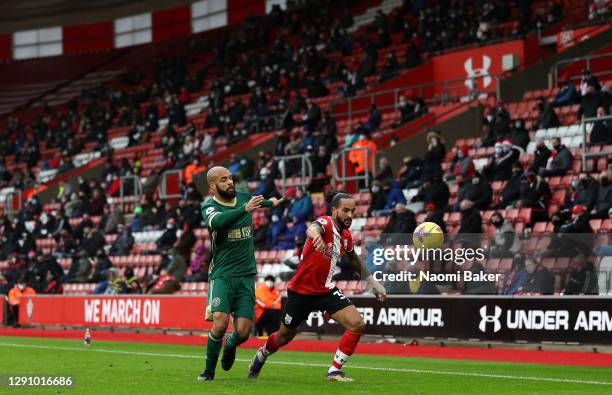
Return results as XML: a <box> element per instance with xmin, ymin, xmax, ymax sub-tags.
<box><xmin>217</xmin><ymin>186</ymin><xmax>236</xmax><ymax>200</ymax></box>
<box><xmin>335</xmin><ymin>215</ymin><xmax>352</xmax><ymax>230</ymax></box>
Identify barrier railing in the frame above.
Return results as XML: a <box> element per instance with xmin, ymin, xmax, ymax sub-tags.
<box><xmin>550</xmin><ymin>51</ymin><xmax>612</xmax><ymax>88</ymax></box>
<box><xmin>330</xmin><ymin>74</ymin><xmax>500</xmax><ymax>125</ymax></box>
<box><xmin>274</xmin><ymin>154</ymin><xmax>313</xmax><ymax>196</ymax></box>
<box><xmin>4</xmin><ymin>190</ymin><xmax>22</xmax><ymax>219</ymax></box>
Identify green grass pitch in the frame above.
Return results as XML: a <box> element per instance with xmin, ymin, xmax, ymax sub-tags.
<box><xmin>0</xmin><ymin>336</ymin><xmax>610</xmax><ymax>394</ymax></box>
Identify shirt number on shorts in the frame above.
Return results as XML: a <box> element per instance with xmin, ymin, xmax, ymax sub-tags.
<box><xmin>334</xmin><ymin>289</ymin><xmax>346</xmax><ymax>299</ymax></box>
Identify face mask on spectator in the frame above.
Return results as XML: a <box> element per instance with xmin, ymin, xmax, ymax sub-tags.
<box><xmin>271</xmin><ymin>215</ymin><xmax>279</xmax><ymax>223</ymax></box>
<box><xmin>472</xmin><ymin>177</ymin><xmax>480</xmax><ymax>185</ymax></box>
<box><xmin>372</xmin><ymin>185</ymin><xmax>380</xmax><ymax>193</ymax></box>
<box><xmin>486</xmin><ymin>115</ymin><xmax>494</xmax><ymax>122</ymax></box>
<box><xmin>571</xmin><ymin>180</ymin><xmax>579</xmax><ymax>188</ymax></box>
<box><xmin>265</xmin><ymin>280</ymin><xmax>274</xmax><ymax>288</ymax></box>
<box><xmin>18</xmin><ymin>283</ymin><xmax>26</xmax><ymax>291</ymax></box>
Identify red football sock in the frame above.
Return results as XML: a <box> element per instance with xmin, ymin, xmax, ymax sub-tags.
<box><xmin>331</xmin><ymin>330</ymin><xmax>362</xmax><ymax>369</ymax></box>
<box><xmin>263</xmin><ymin>332</ymin><xmax>281</xmax><ymax>355</ymax></box>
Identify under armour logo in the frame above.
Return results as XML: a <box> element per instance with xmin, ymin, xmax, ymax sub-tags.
<box><xmin>464</xmin><ymin>56</ymin><xmax>492</xmax><ymax>90</ymax></box>
<box><xmin>479</xmin><ymin>305</ymin><xmax>502</xmax><ymax>333</ymax></box>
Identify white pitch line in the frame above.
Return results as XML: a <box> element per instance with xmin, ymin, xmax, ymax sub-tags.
<box><xmin>0</xmin><ymin>342</ymin><xmax>610</xmax><ymax>386</ymax></box>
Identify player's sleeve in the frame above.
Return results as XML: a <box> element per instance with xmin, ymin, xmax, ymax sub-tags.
<box><xmin>202</xmin><ymin>204</ymin><xmax>246</xmax><ymax>230</ymax></box>
<box><xmin>241</xmin><ymin>191</ymin><xmax>274</xmax><ymax>208</ymax></box>
<box><xmin>314</xmin><ymin>216</ymin><xmax>332</xmax><ymax>234</ymax></box>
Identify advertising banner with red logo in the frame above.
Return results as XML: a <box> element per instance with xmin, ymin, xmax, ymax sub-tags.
<box><xmin>556</xmin><ymin>25</ymin><xmax>610</xmax><ymax>53</ymax></box>
<box><xmin>19</xmin><ymin>295</ymin><xmax>213</xmax><ymax>330</ymax></box>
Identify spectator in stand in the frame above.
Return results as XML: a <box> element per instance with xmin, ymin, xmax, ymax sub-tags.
<box><xmin>529</xmin><ymin>139</ymin><xmax>551</xmax><ymax>174</ymax></box>
<box><xmin>343</xmin><ymin>127</ymin><xmax>358</xmax><ymax>149</ymax></box>
<box><xmin>565</xmin><ymin>173</ymin><xmax>598</xmax><ymax>212</ymax></box>
<box><xmin>303</xmin><ymin>99</ymin><xmax>321</xmax><ymax>131</ymax></box>
<box><xmin>102</xmin><ymin>268</ymin><xmax>127</xmax><ymax>295</ymax></box>
<box><xmin>483</xmin><ymin>140</ymin><xmax>519</xmax><ymax>181</ymax></box>
<box><xmin>462</xmin><ymin>261</ymin><xmax>497</xmax><ymax>294</ymax></box>
<box><xmin>349</xmin><ymin>133</ymin><xmax>378</xmax><ymax>187</ymax></box>
<box><xmin>254</xmin><ymin>275</ymin><xmax>282</xmax><ymax>336</ymax></box>
<box><xmin>462</xmin><ymin>172</ymin><xmax>492</xmax><ymax>211</ymax></box>
<box><xmin>69</xmin><ymin>250</ymin><xmax>92</xmax><ymax>283</ymax></box>
<box><xmin>101</xmin><ymin>205</ymin><xmax>124</xmax><ymax>235</ymax></box>
<box><xmin>589</xmin><ymin>106</ymin><xmax>612</xmax><ymax>146</ymax></box>
<box><xmin>457</xmin><ymin>199</ymin><xmax>483</xmax><ymax>236</ymax></box>
<box><xmin>123</xmin><ymin>267</ymin><xmax>141</xmax><ymax>294</ymax></box>
<box><xmin>267</xmin><ymin>214</ymin><xmax>287</xmax><ymax>249</ymax></box>
<box><xmin>398</xmin><ymin>156</ymin><xmax>422</xmax><ymax>188</ymax></box>
<box><xmin>422</xmin><ymin>131</ymin><xmax>445</xmax><ymax>180</ymax></box>
<box><xmin>516</xmin><ymin>170</ymin><xmax>551</xmax><ymax>209</ymax></box>
<box><xmin>446</xmin><ymin>145</ymin><xmax>474</xmax><ymax>182</ymax></box>
<box><xmin>482</xmin><ymin>105</ymin><xmax>511</xmax><ymax>146</ymax></box>
<box><xmin>166</xmin><ymin>248</ymin><xmax>188</xmax><ymax>282</ymax></box>
<box><xmin>156</xmin><ymin>218</ymin><xmax>177</xmax><ymax>251</ymax></box>
<box><xmin>595</xmin><ymin>208</ymin><xmax>612</xmax><ymax>256</ymax></box>
<box><xmin>564</xmin><ymin>257</ymin><xmax>598</xmax><ymax>295</ymax></box>
<box><xmin>7</xmin><ymin>275</ymin><xmax>35</xmax><ymax>327</ymax></box>
<box><xmin>424</xmin><ymin>202</ymin><xmax>446</xmax><ymax>234</ymax></box>
<box><xmin>375</xmin><ymin>157</ymin><xmax>394</xmax><ymax>183</ymax></box>
<box><xmin>413</xmin><ymin>175</ymin><xmax>450</xmax><ymax>212</ymax></box>
<box><xmin>490</xmin><ymin>212</ymin><xmax>521</xmax><ymax>258</ymax></box>
<box><xmin>383</xmin><ymin>179</ymin><xmax>407</xmax><ymax>212</ymax></box>
<box><xmin>80</xmin><ymin>225</ymin><xmax>105</xmax><ymax>257</ymax></box>
<box><xmin>578</xmin><ymin>81</ymin><xmax>602</xmax><ymax>119</ymax></box>
<box><xmin>382</xmin><ymin>203</ymin><xmax>416</xmax><ymax>235</ymax></box>
<box><xmin>90</xmin><ymin>249</ymin><xmax>112</xmax><ymax>283</ymax></box>
<box><xmin>109</xmin><ymin>224</ymin><xmax>133</xmax><ymax>256</ymax></box>
<box><xmin>559</xmin><ymin>204</ymin><xmax>594</xmax><ymax>257</ymax></box>
<box><xmin>592</xmin><ymin>170</ymin><xmax>612</xmax><ymax>219</ymax></box>
<box><xmin>290</xmin><ymin>188</ymin><xmax>313</xmax><ymax>220</ymax></box>
<box><xmin>499</xmin><ymin>255</ymin><xmax>529</xmax><ymax>295</ymax></box>
<box><xmin>379</xmin><ymin>52</ymin><xmax>400</xmax><ymax>83</ymax></box>
<box><xmin>497</xmin><ymin>162</ymin><xmax>524</xmax><ymax>209</ymax></box>
<box><xmin>539</xmin><ymin>137</ymin><xmax>572</xmax><ymax>177</ymax></box>
<box><xmin>534</xmin><ymin>96</ymin><xmax>560</xmax><ymax>130</ymax></box>
<box><xmin>274</xmin><ymin>215</ymin><xmax>307</xmax><ymax>251</ymax></box>
<box><xmin>367</xmin><ymin>180</ymin><xmax>386</xmax><ymax>216</ymax></box>
<box><xmin>363</xmin><ymin>104</ymin><xmax>382</xmax><ymax>133</ymax></box>
<box><xmin>510</xmin><ymin>118</ymin><xmax>530</xmax><ymax>151</ymax></box>
<box><xmin>185</xmin><ymin>243</ymin><xmax>209</xmax><ymax>282</ymax></box>
<box><xmin>580</xmin><ymin>68</ymin><xmax>601</xmax><ymax>95</ymax></box>
<box><xmin>553</xmin><ymin>75</ymin><xmax>578</xmax><ymax>107</ymax></box>
<box><xmin>519</xmin><ymin>258</ymin><xmax>554</xmax><ymax>294</ymax></box>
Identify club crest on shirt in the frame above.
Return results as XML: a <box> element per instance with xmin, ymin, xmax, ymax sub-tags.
<box><xmin>284</xmin><ymin>314</ymin><xmax>293</xmax><ymax>325</ymax></box>
<box><xmin>205</xmin><ymin>207</ymin><xmax>215</xmax><ymax>215</ymax></box>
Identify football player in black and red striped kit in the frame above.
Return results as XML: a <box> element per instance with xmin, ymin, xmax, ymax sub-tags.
<box><xmin>248</xmin><ymin>193</ymin><xmax>386</xmax><ymax>382</ymax></box>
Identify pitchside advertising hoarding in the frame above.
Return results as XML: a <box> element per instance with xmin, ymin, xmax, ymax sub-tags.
<box><xmin>16</xmin><ymin>230</ymin><xmax>612</xmax><ymax>344</ymax></box>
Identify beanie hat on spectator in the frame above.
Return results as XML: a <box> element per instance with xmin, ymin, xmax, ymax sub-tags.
<box><xmin>134</xmin><ymin>206</ymin><xmax>143</xmax><ymax>215</ymax></box>
<box><xmin>572</xmin><ymin>205</ymin><xmax>585</xmax><ymax>215</ymax></box>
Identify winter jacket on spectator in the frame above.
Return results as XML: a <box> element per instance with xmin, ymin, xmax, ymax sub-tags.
<box><xmin>422</xmin><ymin>132</ymin><xmax>445</xmax><ymax>180</ymax></box>
<box><xmin>384</xmin><ymin>180</ymin><xmax>407</xmax><ymax>211</ymax></box>
<box><xmin>174</xmin><ymin>226</ymin><xmax>196</xmax><ymax>259</ymax></box>
<box><xmin>529</xmin><ymin>142</ymin><xmax>551</xmax><ymax>173</ymax></box>
<box><xmin>156</xmin><ymin>225</ymin><xmax>177</xmax><ymax>250</ymax></box>
<box><xmin>414</xmin><ymin>177</ymin><xmax>450</xmax><ymax>211</ymax></box>
<box><xmin>166</xmin><ymin>250</ymin><xmax>187</xmax><ymax>282</ymax></box>
<box><xmin>540</xmin><ymin>143</ymin><xmax>572</xmax><ymax>177</ymax></box>
<box><xmin>510</xmin><ymin>121</ymin><xmax>530</xmax><ymax>150</ymax></box>
<box><xmin>80</xmin><ymin>229</ymin><xmax>105</xmax><ymax>257</ymax></box>
<box><xmin>564</xmin><ymin>260</ymin><xmax>598</xmax><ymax>295</ymax></box>
<box><xmin>382</xmin><ymin>208</ymin><xmax>416</xmax><ymax>235</ymax></box>
<box><xmin>463</xmin><ymin>175</ymin><xmax>492</xmax><ymax>210</ymax></box>
<box><xmin>103</xmin><ymin>207</ymin><xmax>124</xmax><ymax>234</ymax></box>
<box><xmin>521</xmin><ymin>262</ymin><xmax>554</xmax><ymax>294</ymax></box>
<box><xmin>501</xmin><ymin>267</ymin><xmax>528</xmax><ymax>295</ymax></box>
<box><xmin>110</xmin><ymin>228</ymin><xmax>134</xmax><ymax>256</ymax></box>
<box><xmin>290</xmin><ymin>193</ymin><xmax>313</xmax><ymax>220</ymax></box>
<box><xmin>594</xmin><ymin>175</ymin><xmax>612</xmax><ymax>217</ymax></box>
<box><xmin>553</xmin><ymin>81</ymin><xmax>578</xmax><ymax>106</ymax></box>
<box><xmin>518</xmin><ymin>173</ymin><xmax>551</xmax><ymax>208</ymax></box>
<box><xmin>483</xmin><ymin>143</ymin><xmax>519</xmax><ymax>181</ymax></box>
<box><xmin>578</xmin><ymin>90</ymin><xmax>602</xmax><ymax>119</ymax></box>
<box><xmin>565</xmin><ymin>177</ymin><xmax>597</xmax><ymax>211</ymax></box>
<box><xmin>490</xmin><ymin>220</ymin><xmax>521</xmax><ymax>257</ymax></box>
<box><xmin>367</xmin><ymin>183</ymin><xmax>387</xmax><ymax>216</ymax></box>
<box><xmin>458</xmin><ymin>207</ymin><xmax>482</xmax><ymax>234</ymax></box>
<box><xmin>498</xmin><ymin>168</ymin><xmax>523</xmax><ymax>208</ymax></box>
<box><xmin>535</xmin><ymin>101</ymin><xmax>560</xmax><ymax>130</ymax></box>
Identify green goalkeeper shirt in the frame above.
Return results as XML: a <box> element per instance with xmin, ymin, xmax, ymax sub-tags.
<box><xmin>201</xmin><ymin>191</ymin><xmax>272</xmax><ymax>280</ymax></box>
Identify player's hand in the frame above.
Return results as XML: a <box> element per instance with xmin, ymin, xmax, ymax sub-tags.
<box><xmin>269</xmin><ymin>197</ymin><xmax>284</xmax><ymax>207</ymax></box>
<box><xmin>367</xmin><ymin>275</ymin><xmax>387</xmax><ymax>302</ymax></box>
<box><xmin>245</xmin><ymin>195</ymin><xmax>265</xmax><ymax>212</ymax></box>
<box><xmin>312</xmin><ymin>233</ymin><xmax>325</xmax><ymax>253</ymax></box>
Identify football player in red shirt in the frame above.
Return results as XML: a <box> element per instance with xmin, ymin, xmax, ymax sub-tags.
<box><xmin>248</xmin><ymin>193</ymin><xmax>386</xmax><ymax>382</ymax></box>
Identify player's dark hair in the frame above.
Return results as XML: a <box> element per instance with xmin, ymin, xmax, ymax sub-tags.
<box><xmin>332</xmin><ymin>192</ymin><xmax>354</xmax><ymax>208</ymax></box>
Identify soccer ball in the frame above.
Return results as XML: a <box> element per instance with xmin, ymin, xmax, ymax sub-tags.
<box><xmin>413</xmin><ymin>222</ymin><xmax>444</xmax><ymax>250</ymax></box>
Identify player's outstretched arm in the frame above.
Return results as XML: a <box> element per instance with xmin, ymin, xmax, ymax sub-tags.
<box><xmin>345</xmin><ymin>250</ymin><xmax>386</xmax><ymax>301</ymax></box>
<box><xmin>262</xmin><ymin>197</ymin><xmax>284</xmax><ymax>207</ymax></box>
<box><xmin>205</xmin><ymin>195</ymin><xmax>262</xmax><ymax>230</ymax></box>
<box><xmin>306</xmin><ymin>222</ymin><xmax>325</xmax><ymax>252</ymax></box>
